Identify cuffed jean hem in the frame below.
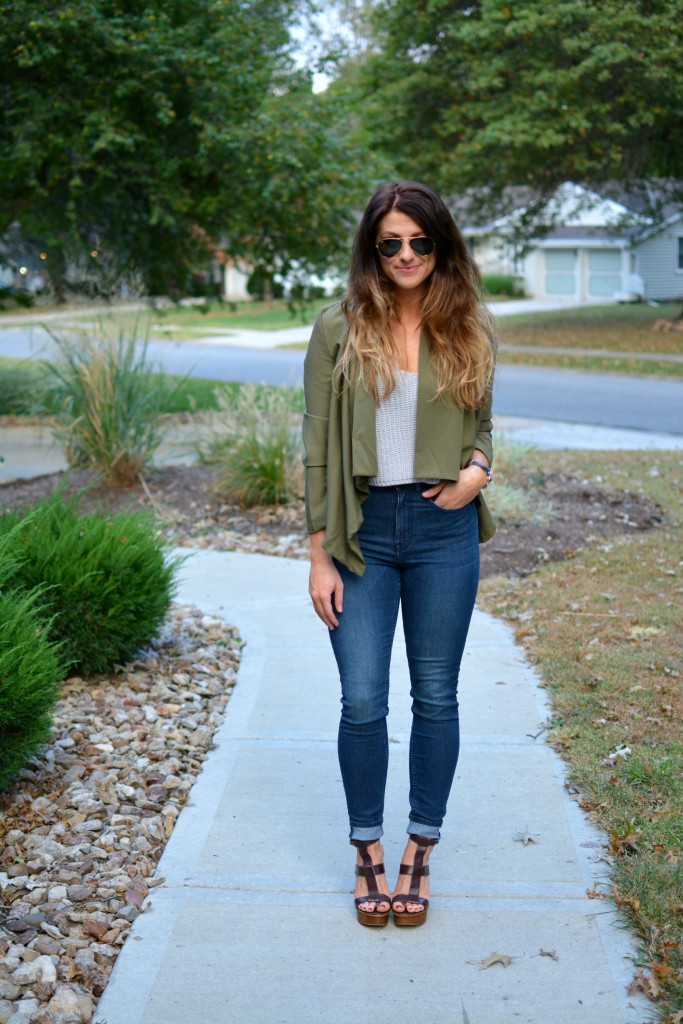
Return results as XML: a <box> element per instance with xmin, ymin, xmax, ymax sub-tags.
<box><xmin>407</xmin><ymin>820</ymin><xmax>441</xmax><ymax>840</ymax></box>
<box><xmin>349</xmin><ymin>825</ymin><xmax>384</xmax><ymax>842</ymax></box>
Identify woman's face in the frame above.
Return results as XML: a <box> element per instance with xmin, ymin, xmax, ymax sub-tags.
<box><xmin>375</xmin><ymin>209</ymin><xmax>437</xmax><ymax>294</ymax></box>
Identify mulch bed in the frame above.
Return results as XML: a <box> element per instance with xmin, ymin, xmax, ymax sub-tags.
<box><xmin>0</xmin><ymin>464</ymin><xmax>666</xmax><ymax>578</ymax></box>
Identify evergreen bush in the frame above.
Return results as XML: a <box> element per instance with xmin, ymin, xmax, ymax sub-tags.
<box><xmin>0</xmin><ymin>492</ymin><xmax>179</xmax><ymax>675</ymax></box>
<box><xmin>482</xmin><ymin>273</ymin><xmax>525</xmax><ymax>298</ymax></box>
<box><xmin>0</xmin><ymin>530</ymin><xmax>63</xmax><ymax>791</ymax></box>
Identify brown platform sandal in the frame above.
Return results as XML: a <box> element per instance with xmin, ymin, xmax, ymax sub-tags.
<box><xmin>351</xmin><ymin>839</ymin><xmax>391</xmax><ymax>928</ymax></box>
<box><xmin>392</xmin><ymin>834</ymin><xmax>439</xmax><ymax>927</ymax></box>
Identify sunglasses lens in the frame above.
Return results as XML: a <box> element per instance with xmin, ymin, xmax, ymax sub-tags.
<box><xmin>377</xmin><ymin>237</ymin><xmax>435</xmax><ymax>257</ymax></box>
<box><xmin>377</xmin><ymin>239</ymin><xmax>402</xmax><ymax>257</ymax></box>
<box><xmin>410</xmin><ymin>237</ymin><xmax>435</xmax><ymax>255</ymax></box>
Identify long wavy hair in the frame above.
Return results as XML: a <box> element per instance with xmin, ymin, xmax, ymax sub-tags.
<box><xmin>339</xmin><ymin>180</ymin><xmax>495</xmax><ymax>409</ymax></box>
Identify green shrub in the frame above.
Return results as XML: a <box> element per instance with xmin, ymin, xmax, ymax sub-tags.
<box><xmin>198</xmin><ymin>383</ymin><xmax>302</xmax><ymax>506</ymax></box>
<box><xmin>0</xmin><ymin>589</ymin><xmax>63</xmax><ymax>790</ymax></box>
<box><xmin>0</xmin><ymin>527</ymin><xmax>63</xmax><ymax>791</ymax></box>
<box><xmin>0</xmin><ymin>491</ymin><xmax>178</xmax><ymax>675</ymax></box>
<box><xmin>0</xmin><ymin>360</ymin><xmax>55</xmax><ymax>415</ymax></box>
<box><xmin>43</xmin><ymin>318</ymin><xmax>167</xmax><ymax>487</ymax></box>
<box><xmin>482</xmin><ymin>273</ymin><xmax>525</xmax><ymax>298</ymax></box>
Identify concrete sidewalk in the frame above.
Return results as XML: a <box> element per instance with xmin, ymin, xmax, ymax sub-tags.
<box><xmin>94</xmin><ymin>550</ymin><xmax>648</xmax><ymax>1024</ymax></box>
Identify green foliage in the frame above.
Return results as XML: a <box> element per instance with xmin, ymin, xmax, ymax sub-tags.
<box><xmin>0</xmin><ymin>526</ymin><xmax>63</xmax><ymax>791</ymax></box>
<box><xmin>486</xmin><ymin>436</ymin><xmax>554</xmax><ymax>524</ymax></box>
<box><xmin>247</xmin><ymin>267</ymin><xmax>285</xmax><ymax>301</ymax></box>
<box><xmin>199</xmin><ymin>383</ymin><xmax>302</xmax><ymax>506</ymax></box>
<box><xmin>482</xmin><ymin>274</ymin><xmax>525</xmax><ymax>298</ymax></box>
<box><xmin>0</xmin><ymin>1</ymin><xmax>383</xmax><ymax>297</ymax></box>
<box><xmin>0</xmin><ymin>359</ymin><xmax>46</xmax><ymax>414</ymax></box>
<box><xmin>355</xmin><ymin>0</ymin><xmax>683</xmax><ymax>224</ymax></box>
<box><xmin>0</xmin><ymin>286</ymin><xmax>34</xmax><ymax>310</ymax></box>
<box><xmin>43</xmin><ymin>319</ymin><xmax>167</xmax><ymax>487</ymax></box>
<box><xmin>0</xmin><ymin>492</ymin><xmax>178</xmax><ymax>675</ymax></box>
<box><xmin>0</xmin><ymin>588</ymin><xmax>63</xmax><ymax>790</ymax></box>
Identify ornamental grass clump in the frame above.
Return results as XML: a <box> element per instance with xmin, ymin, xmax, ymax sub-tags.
<box><xmin>44</xmin><ymin>318</ymin><xmax>165</xmax><ymax>487</ymax></box>
<box><xmin>0</xmin><ymin>528</ymin><xmax>63</xmax><ymax>791</ymax></box>
<box><xmin>0</xmin><ymin>491</ymin><xmax>178</xmax><ymax>676</ymax></box>
<box><xmin>199</xmin><ymin>383</ymin><xmax>302</xmax><ymax>507</ymax></box>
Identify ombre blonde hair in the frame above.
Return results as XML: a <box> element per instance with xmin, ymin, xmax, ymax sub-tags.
<box><xmin>338</xmin><ymin>181</ymin><xmax>495</xmax><ymax>409</ymax></box>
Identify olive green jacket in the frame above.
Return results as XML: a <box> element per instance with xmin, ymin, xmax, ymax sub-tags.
<box><xmin>302</xmin><ymin>302</ymin><xmax>495</xmax><ymax>575</ymax></box>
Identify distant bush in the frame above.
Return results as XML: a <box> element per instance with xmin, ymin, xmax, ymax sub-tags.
<box><xmin>0</xmin><ymin>361</ymin><xmax>46</xmax><ymax>415</ymax></box>
<box><xmin>198</xmin><ymin>383</ymin><xmax>302</xmax><ymax>506</ymax></box>
<box><xmin>43</xmin><ymin>319</ymin><xmax>167</xmax><ymax>487</ymax></box>
<box><xmin>0</xmin><ymin>528</ymin><xmax>63</xmax><ymax>791</ymax></box>
<box><xmin>246</xmin><ymin>267</ymin><xmax>285</xmax><ymax>301</ymax></box>
<box><xmin>482</xmin><ymin>274</ymin><xmax>525</xmax><ymax>298</ymax></box>
<box><xmin>0</xmin><ymin>286</ymin><xmax>35</xmax><ymax>310</ymax></box>
<box><xmin>0</xmin><ymin>492</ymin><xmax>178</xmax><ymax>675</ymax></box>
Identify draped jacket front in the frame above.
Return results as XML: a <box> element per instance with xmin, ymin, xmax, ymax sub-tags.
<box><xmin>302</xmin><ymin>302</ymin><xmax>495</xmax><ymax>575</ymax></box>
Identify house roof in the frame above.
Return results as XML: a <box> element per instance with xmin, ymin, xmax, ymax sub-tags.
<box><xmin>451</xmin><ymin>180</ymin><xmax>682</xmax><ymax>243</ymax></box>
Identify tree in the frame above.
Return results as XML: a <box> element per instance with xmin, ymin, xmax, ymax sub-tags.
<box><xmin>0</xmin><ymin>0</ymin><xmax>379</xmax><ymax>298</ymax></box>
<box><xmin>355</xmin><ymin>0</ymin><xmax>683</xmax><ymax>228</ymax></box>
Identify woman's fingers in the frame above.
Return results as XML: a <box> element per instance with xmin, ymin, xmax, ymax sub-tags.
<box><xmin>309</xmin><ymin>568</ymin><xmax>344</xmax><ymax>629</ymax></box>
<box><xmin>420</xmin><ymin>483</ymin><xmax>444</xmax><ymax>499</ymax></box>
<box><xmin>314</xmin><ymin>591</ymin><xmax>340</xmax><ymax>629</ymax></box>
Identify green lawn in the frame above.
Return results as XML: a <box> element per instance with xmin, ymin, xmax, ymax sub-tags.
<box><xmin>479</xmin><ymin>449</ymin><xmax>683</xmax><ymax>1020</ymax></box>
<box><xmin>0</xmin><ymin>356</ymin><xmax>244</xmax><ymax>417</ymax></box>
<box><xmin>497</xmin><ymin>302</ymin><xmax>683</xmax><ymax>354</ymax></box>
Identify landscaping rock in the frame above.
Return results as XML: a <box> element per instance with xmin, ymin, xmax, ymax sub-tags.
<box><xmin>0</xmin><ymin>605</ymin><xmax>242</xmax><ymax>1024</ymax></box>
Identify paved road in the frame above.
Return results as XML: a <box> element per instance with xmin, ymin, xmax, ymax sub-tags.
<box><xmin>1</xmin><ymin>325</ymin><xmax>681</xmax><ymax>435</ymax></box>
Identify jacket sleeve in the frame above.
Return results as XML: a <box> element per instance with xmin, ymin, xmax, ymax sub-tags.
<box><xmin>474</xmin><ymin>381</ymin><xmax>494</xmax><ymax>466</ymax></box>
<box><xmin>302</xmin><ymin>312</ymin><xmax>334</xmax><ymax>534</ymax></box>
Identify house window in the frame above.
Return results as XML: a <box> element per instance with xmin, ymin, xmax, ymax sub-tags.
<box><xmin>678</xmin><ymin>237</ymin><xmax>683</xmax><ymax>271</ymax></box>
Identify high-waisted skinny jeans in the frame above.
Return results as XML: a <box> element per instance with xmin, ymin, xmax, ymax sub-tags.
<box><xmin>329</xmin><ymin>483</ymin><xmax>480</xmax><ymax>842</ymax></box>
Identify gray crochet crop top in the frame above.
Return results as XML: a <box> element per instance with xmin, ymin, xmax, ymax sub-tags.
<box><xmin>369</xmin><ymin>368</ymin><xmax>439</xmax><ymax>487</ymax></box>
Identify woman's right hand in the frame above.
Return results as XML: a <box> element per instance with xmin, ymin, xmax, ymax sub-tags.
<box><xmin>309</xmin><ymin>532</ymin><xmax>344</xmax><ymax>629</ymax></box>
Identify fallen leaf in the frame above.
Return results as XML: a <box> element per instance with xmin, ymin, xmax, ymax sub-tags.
<box><xmin>512</xmin><ymin>826</ymin><xmax>540</xmax><ymax>846</ymax></box>
<box><xmin>628</xmin><ymin>625</ymin><xmax>663</xmax><ymax>640</ymax></box>
<box><xmin>539</xmin><ymin>949</ymin><xmax>559</xmax><ymax>961</ymax></box>
<box><xmin>124</xmin><ymin>879</ymin><xmax>149</xmax><ymax>909</ymax></box>
<box><xmin>467</xmin><ymin>952</ymin><xmax>516</xmax><ymax>970</ymax></box>
<box><xmin>627</xmin><ymin>967</ymin><xmax>661</xmax><ymax>1000</ymax></box>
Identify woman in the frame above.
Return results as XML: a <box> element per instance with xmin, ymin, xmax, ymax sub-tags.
<box><xmin>302</xmin><ymin>180</ymin><xmax>496</xmax><ymax>928</ymax></box>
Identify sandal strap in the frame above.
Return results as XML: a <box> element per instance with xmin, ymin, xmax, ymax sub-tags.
<box><xmin>408</xmin><ymin>833</ymin><xmax>439</xmax><ymax>847</ymax></box>
<box><xmin>354</xmin><ymin>893</ymin><xmax>391</xmax><ymax>910</ymax></box>
<box><xmin>392</xmin><ymin>893</ymin><xmax>429</xmax><ymax>910</ymax></box>
<box><xmin>355</xmin><ymin>862</ymin><xmax>386</xmax><ymax>878</ymax></box>
<box><xmin>398</xmin><ymin>863</ymin><xmax>430</xmax><ymax>877</ymax></box>
<box><xmin>399</xmin><ymin>835</ymin><xmax>437</xmax><ymax>898</ymax></box>
<box><xmin>351</xmin><ymin>840</ymin><xmax>387</xmax><ymax>888</ymax></box>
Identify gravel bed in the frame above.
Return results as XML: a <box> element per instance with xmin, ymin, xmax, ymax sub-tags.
<box><xmin>0</xmin><ymin>606</ymin><xmax>242</xmax><ymax>1024</ymax></box>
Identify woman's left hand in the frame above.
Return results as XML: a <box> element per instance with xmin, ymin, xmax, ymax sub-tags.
<box><xmin>421</xmin><ymin>466</ymin><xmax>487</xmax><ymax>510</ymax></box>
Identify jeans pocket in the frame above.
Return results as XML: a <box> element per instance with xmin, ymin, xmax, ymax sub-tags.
<box><xmin>425</xmin><ymin>497</ymin><xmax>464</xmax><ymax>514</ymax></box>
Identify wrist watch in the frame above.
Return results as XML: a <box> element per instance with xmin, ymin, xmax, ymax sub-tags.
<box><xmin>466</xmin><ymin>459</ymin><xmax>493</xmax><ymax>487</ymax></box>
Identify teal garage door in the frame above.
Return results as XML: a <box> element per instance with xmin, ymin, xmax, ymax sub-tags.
<box><xmin>588</xmin><ymin>250</ymin><xmax>622</xmax><ymax>297</ymax></box>
<box><xmin>544</xmin><ymin>249</ymin><xmax>577</xmax><ymax>295</ymax></box>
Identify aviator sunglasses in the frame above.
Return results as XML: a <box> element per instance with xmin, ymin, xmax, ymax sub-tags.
<box><xmin>375</xmin><ymin>236</ymin><xmax>435</xmax><ymax>258</ymax></box>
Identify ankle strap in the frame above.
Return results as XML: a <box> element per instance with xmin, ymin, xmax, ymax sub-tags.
<box><xmin>409</xmin><ymin>834</ymin><xmax>439</xmax><ymax>848</ymax></box>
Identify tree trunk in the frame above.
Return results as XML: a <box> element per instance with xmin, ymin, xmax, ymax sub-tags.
<box><xmin>47</xmin><ymin>247</ymin><xmax>67</xmax><ymax>304</ymax></box>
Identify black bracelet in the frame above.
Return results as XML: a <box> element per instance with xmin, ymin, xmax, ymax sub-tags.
<box><xmin>466</xmin><ymin>459</ymin><xmax>493</xmax><ymax>486</ymax></box>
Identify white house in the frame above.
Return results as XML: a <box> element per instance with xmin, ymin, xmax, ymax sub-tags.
<box><xmin>461</xmin><ymin>183</ymin><xmax>683</xmax><ymax>302</ymax></box>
